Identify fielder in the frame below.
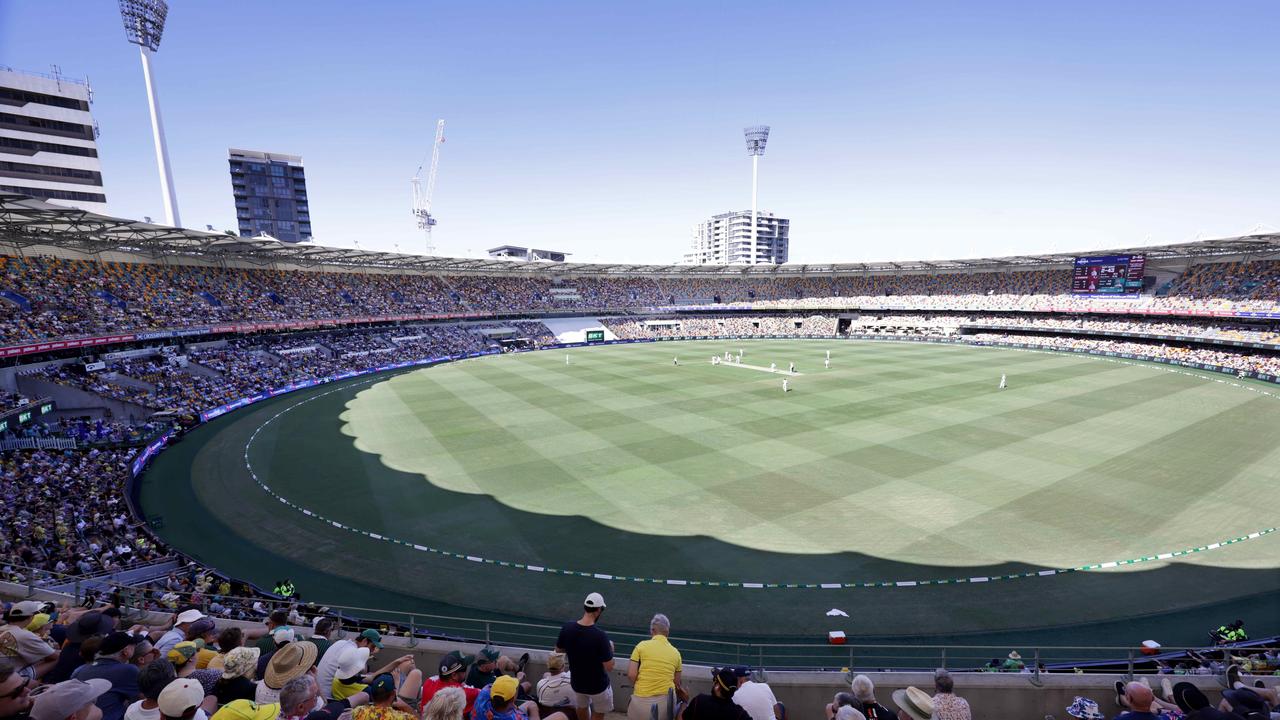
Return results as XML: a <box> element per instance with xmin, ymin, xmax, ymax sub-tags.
<box><xmin>673</xmin><ymin>357</ymin><xmax>679</xmax><ymax>366</ymax></box>
<box><xmin>826</xmin><ymin>349</ymin><xmax>830</xmax><ymax>360</ymax></box>
<box><xmin>770</xmin><ymin>362</ymin><xmax>777</xmax><ymax>372</ymax></box>
<box><xmin>782</xmin><ymin>379</ymin><xmax>790</xmax><ymax>393</ymax></box>
<box><xmin>565</xmin><ymin>354</ymin><xmax>570</xmax><ymax>365</ymax></box>
<box><xmin>999</xmin><ymin>373</ymin><xmax>1007</xmax><ymax>390</ymax></box>
<box><xmin>789</xmin><ymin>362</ymin><xmax>795</xmax><ymax>373</ymax></box>
<box><xmin>824</xmin><ymin>358</ymin><xmax>830</xmax><ymax>369</ymax></box>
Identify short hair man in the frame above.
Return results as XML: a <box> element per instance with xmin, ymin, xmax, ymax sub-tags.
<box><xmin>679</xmin><ymin>668</ymin><xmax>750</xmax><ymax>720</ymax></box>
<box><xmin>419</xmin><ymin>652</ymin><xmax>480</xmax><ymax>717</ymax></box>
<box><xmin>71</xmin><ymin>632</ymin><xmax>144</xmax><ymax>720</ymax></box>
<box><xmin>730</xmin><ymin>667</ymin><xmax>782</xmax><ymax>720</ymax></box>
<box><xmin>0</xmin><ymin>658</ymin><xmax>35</xmax><ymax>720</ymax></box>
<box><xmin>554</xmin><ymin>594</ymin><xmax>614</xmax><ymax>720</ymax></box>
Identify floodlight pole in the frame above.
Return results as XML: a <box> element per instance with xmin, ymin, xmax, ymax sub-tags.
<box><xmin>120</xmin><ymin>0</ymin><xmax>180</xmax><ymax>227</ymax></box>
<box><xmin>744</xmin><ymin>126</ymin><xmax>770</xmax><ymax>265</ymax></box>
<box><xmin>137</xmin><ymin>46</ymin><xmax>179</xmax><ymax>227</ymax></box>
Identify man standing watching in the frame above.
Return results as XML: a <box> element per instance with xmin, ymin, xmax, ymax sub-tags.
<box><xmin>555</xmin><ymin>594</ymin><xmax>613</xmax><ymax>720</ymax></box>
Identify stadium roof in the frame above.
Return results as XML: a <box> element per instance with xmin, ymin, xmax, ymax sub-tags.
<box><xmin>2</xmin><ymin>192</ymin><xmax>1279</xmax><ymax>277</ymax></box>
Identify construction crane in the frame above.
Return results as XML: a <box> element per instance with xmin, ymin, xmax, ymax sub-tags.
<box><xmin>410</xmin><ymin>119</ymin><xmax>445</xmax><ymax>254</ymax></box>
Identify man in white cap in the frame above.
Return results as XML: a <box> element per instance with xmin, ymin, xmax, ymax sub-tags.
<box><xmin>1</xmin><ymin>602</ymin><xmax>57</xmax><ymax>681</ymax></box>
<box><xmin>154</xmin><ymin>612</ymin><xmax>204</xmax><ymax>657</ymax></box>
<box><xmin>29</xmin><ymin>679</ymin><xmax>111</xmax><ymax>720</ymax></box>
<box><xmin>156</xmin><ymin>679</ymin><xmax>210</xmax><ymax>720</ymax></box>
<box><xmin>555</xmin><ymin>593</ymin><xmax>614</xmax><ymax>720</ymax></box>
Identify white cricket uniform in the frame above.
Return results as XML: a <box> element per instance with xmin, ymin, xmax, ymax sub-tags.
<box><xmin>999</xmin><ymin>374</ymin><xmax>1007</xmax><ymax>389</ymax></box>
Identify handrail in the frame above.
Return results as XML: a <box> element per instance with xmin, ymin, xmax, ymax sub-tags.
<box><xmin>1</xmin><ymin>562</ymin><xmax>1273</xmax><ymax>671</ymax></box>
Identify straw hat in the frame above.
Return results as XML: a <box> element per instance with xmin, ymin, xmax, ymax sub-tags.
<box><xmin>263</xmin><ymin>641</ymin><xmax>317</xmax><ymax>690</ymax></box>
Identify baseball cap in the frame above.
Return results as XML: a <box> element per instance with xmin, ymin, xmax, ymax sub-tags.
<box><xmin>188</xmin><ymin>618</ymin><xmax>216</xmax><ymax>638</ymax></box>
<box><xmin>358</xmin><ymin>629</ymin><xmax>383</xmax><ymax>648</ymax></box>
<box><xmin>67</xmin><ymin>612</ymin><xmax>113</xmax><ymax>643</ymax></box>
<box><xmin>98</xmin><ymin>631</ymin><xmax>144</xmax><ymax>656</ymax></box>
<box><xmin>5</xmin><ymin>601</ymin><xmax>43</xmax><ymax>622</ymax></box>
<box><xmin>271</xmin><ymin>627</ymin><xmax>296</xmax><ymax>644</ymax></box>
<box><xmin>210</xmin><ymin>700</ymin><xmax>280</xmax><ymax>720</ymax></box>
<box><xmin>175</xmin><ymin>610</ymin><xmax>205</xmax><ymax>625</ymax></box>
<box><xmin>167</xmin><ymin>642</ymin><xmax>201</xmax><ymax>667</ymax></box>
<box><xmin>583</xmin><ymin>592</ymin><xmax>606</xmax><ymax>609</ymax></box>
<box><xmin>729</xmin><ymin>666</ymin><xmax>751</xmax><ymax>678</ymax></box>
<box><xmin>711</xmin><ymin>668</ymin><xmax>738</xmax><ymax>695</ymax></box>
<box><xmin>29</xmin><ymin>679</ymin><xmax>111</xmax><ymax>720</ymax></box>
<box><xmin>491</xmin><ymin>676</ymin><xmax>519</xmax><ymax>703</ymax></box>
<box><xmin>438</xmin><ymin>651</ymin><xmax>469</xmax><ymax>677</ymax></box>
<box><xmin>157</xmin><ymin>678</ymin><xmax>204</xmax><ymax>718</ymax></box>
<box><xmin>366</xmin><ymin>674</ymin><xmax>396</xmax><ymax>699</ymax></box>
<box><xmin>476</xmin><ymin>646</ymin><xmax>500</xmax><ymax>663</ymax></box>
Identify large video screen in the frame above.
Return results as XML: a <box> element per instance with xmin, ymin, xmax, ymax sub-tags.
<box><xmin>1071</xmin><ymin>254</ymin><xmax>1146</xmax><ymax>294</ymax></box>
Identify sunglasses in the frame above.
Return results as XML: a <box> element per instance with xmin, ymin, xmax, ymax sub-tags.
<box><xmin>1</xmin><ymin>678</ymin><xmax>30</xmax><ymax>701</ymax></box>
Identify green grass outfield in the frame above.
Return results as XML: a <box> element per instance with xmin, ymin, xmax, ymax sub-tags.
<box><xmin>141</xmin><ymin>340</ymin><xmax>1280</xmax><ymax>640</ymax></box>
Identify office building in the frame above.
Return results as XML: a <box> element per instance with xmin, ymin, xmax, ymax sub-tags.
<box><xmin>228</xmin><ymin>148</ymin><xmax>311</xmax><ymax>242</ymax></box>
<box><xmin>685</xmin><ymin>210</ymin><xmax>789</xmax><ymax>265</ymax></box>
<box><xmin>0</xmin><ymin>68</ymin><xmax>107</xmax><ymax>213</ymax></box>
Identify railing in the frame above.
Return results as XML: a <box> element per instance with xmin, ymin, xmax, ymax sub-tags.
<box><xmin>5</xmin><ymin>562</ymin><xmax>1275</xmax><ymax>674</ymax></box>
<box><xmin>0</xmin><ymin>436</ymin><xmax>77</xmax><ymax>450</ymax></box>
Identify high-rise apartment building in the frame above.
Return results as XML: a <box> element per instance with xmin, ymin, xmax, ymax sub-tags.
<box><xmin>228</xmin><ymin>148</ymin><xmax>311</xmax><ymax>242</ymax></box>
<box><xmin>685</xmin><ymin>210</ymin><xmax>789</xmax><ymax>265</ymax></box>
<box><xmin>0</xmin><ymin>68</ymin><xmax>107</xmax><ymax>214</ymax></box>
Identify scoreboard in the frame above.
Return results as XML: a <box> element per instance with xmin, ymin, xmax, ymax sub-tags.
<box><xmin>1071</xmin><ymin>254</ymin><xmax>1146</xmax><ymax>294</ymax></box>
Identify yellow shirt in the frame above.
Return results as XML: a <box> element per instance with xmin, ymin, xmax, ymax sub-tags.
<box><xmin>332</xmin><ymin>678</ymin><xmax>368</xmax><ymax>701</ymax></box>
<box><xmin>629</xmin><ymin>635</ymin><xmax>682</xmax><ymax>697</ymax></box>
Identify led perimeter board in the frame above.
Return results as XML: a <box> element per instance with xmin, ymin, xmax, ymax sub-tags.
<box><xmin>1072</xmin><ymin>254</ymin><xmax>1146</xmax><ymax>294</ymax></box>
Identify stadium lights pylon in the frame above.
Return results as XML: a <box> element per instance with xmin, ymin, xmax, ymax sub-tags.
<box><xmin>744</xmin><ymin>126</ymin><xmax>770</xmax><ymax>266</ymax></box>
<box><xmin>119</xmin><ymin>0</ymin><xmax>181</xmax><ymax>228</ymax></box>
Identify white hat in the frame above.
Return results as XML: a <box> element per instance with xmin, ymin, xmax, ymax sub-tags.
<box><xmin>157</xmin><ymin>678</ymin><xmax>204</xmax><ymax>718</ymax></box>
<box><xmin>29</xmin><ymin>679</ymin><xmax>111</xmax><ymax>720</ymax></box>
<box><xmin>175</xmin><ymin>609</ymin><xmax>205</xmax><ymax>625</ymax></box>
<box><xmin>272</xmin><ymin>627</ymin><xmax>296</xmax><ymax>643</ymax></box>
<box><xmin>583</xmin><ymin>592</ymin><xmax>606</xmax><ymax>609</ymax></box>
<box><xmin>336</xmin><ymin>646</ymin><xmax>370</xmax><ymax>679</ymax></box>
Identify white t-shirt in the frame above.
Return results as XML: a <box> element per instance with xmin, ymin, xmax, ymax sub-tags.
<box><xmin>536</xmin><ymin>673</ymin><xmax>575</xmax><ymax>707</ymax></box>
<box><xmin>256</xmin><ymin>681</ymin><xmax>282</xmax><ymax>705</ymax></box>
<box><xmin>125</xmin><ymin>702</ymin><xmax>208</xmax><ymax>720</ymax></box>
<box><xmin>315</xmin><ymin>639</ymin><xmax>356</xmax><ymax>700</ymax></box>
<box><xmin>732</xmin><ymin>682</ymin><xmax>778</xmax><ymax>720</ymax></box>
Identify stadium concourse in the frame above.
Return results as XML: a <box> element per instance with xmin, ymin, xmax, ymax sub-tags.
<box><xmin>1</xmin><ymin>197</ymin><xmax>1279</xmax><ymax>720</ymax></box>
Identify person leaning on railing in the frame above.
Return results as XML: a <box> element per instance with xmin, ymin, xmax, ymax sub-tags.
<box><xmin>626</xmin><ymin>614</ymin><xmax>685</xmax><ymax>720</ymax></box>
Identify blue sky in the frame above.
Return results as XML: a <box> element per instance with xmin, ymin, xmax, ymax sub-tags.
<box><xmin>3</xmin><ymin>1</ymin><xmax>1277</xmax><ymax>263</ymax></box>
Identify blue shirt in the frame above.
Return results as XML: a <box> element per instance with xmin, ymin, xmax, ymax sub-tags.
<box><xmin>470</xmin><ymin>685</ymin><xmax>527</xmax><ymax>720</ymax></box>
<box><xmin>73</xmin><ymin>658</ymin><xmax>140</xmax><ymax>720</ymax></box>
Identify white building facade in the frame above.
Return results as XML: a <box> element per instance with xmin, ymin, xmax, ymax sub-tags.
<box><xmin>0</xmin><ymin>68</ymin><xmax>107</xmax><ymax>214</ymax></box>
<box><xmin>685</xmin><ymin>210</ymin><xmax>789</xmax><ymax>265</ymax></box>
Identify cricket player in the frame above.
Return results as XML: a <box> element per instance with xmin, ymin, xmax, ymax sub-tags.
<box><xmin>673</xmin><ymin>357</ymin><xmax>679</xmax><ymax>366</ymax></box>
<box><xmin>999</xmin><ymin>373</ymin><xmax>1007</xmax><ymax>390</ymax></box>
<box><xmin>566</xmin><ymin>354</ymin><xmax>570</xmax><ymax>365</ymax></box>
<box><xmin>824</xmin><ymin>358</ymin><xmax>830</xmax><ymax>369</ymax></box>
<box><xmin>789</xmin><ymin>362</ymin><xmax>795</xmax><ymax>373</ymax></box>
<box><xmin>770</xmin><ymin>362</ymin><xmax>777</xmax><ymax>372</ymax></box>
<box><xmin>826</xmin><ymin>349</ymin><xmax>830</xmax><ymax>360</ymax></box>
<box><xmin>782</xmin><ymin>379</ymin><xmax>790</xmax><ymax>393</ymax></box>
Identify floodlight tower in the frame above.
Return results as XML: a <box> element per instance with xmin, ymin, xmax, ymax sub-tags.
<box><xmin>119</xmin><ymin>0</ymin><xmax>181</xmax><ymax>227</ymax></box>
<box><xmin>743</xmin><ymin>125</ymin><xmax>770</xmax><ymax>265</ymax></box>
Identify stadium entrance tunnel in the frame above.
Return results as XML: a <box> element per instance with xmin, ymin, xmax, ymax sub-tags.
<box><xmin>139</xmin><ymin>340</ymin><xmax>1280</xmax><ymax>640</ymax></box>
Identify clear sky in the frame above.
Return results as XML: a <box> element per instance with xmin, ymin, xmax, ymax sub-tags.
<box><xmin>3</xmin><ymin>1</ymin><xmax>1277</xmax><ymax>264</ymax></box>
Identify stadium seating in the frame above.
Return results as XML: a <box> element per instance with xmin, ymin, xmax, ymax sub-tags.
<box><xmin>2</xmin><ymin>252</ymin><xmax>1278</xmax><ymax>720</ymax></box>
